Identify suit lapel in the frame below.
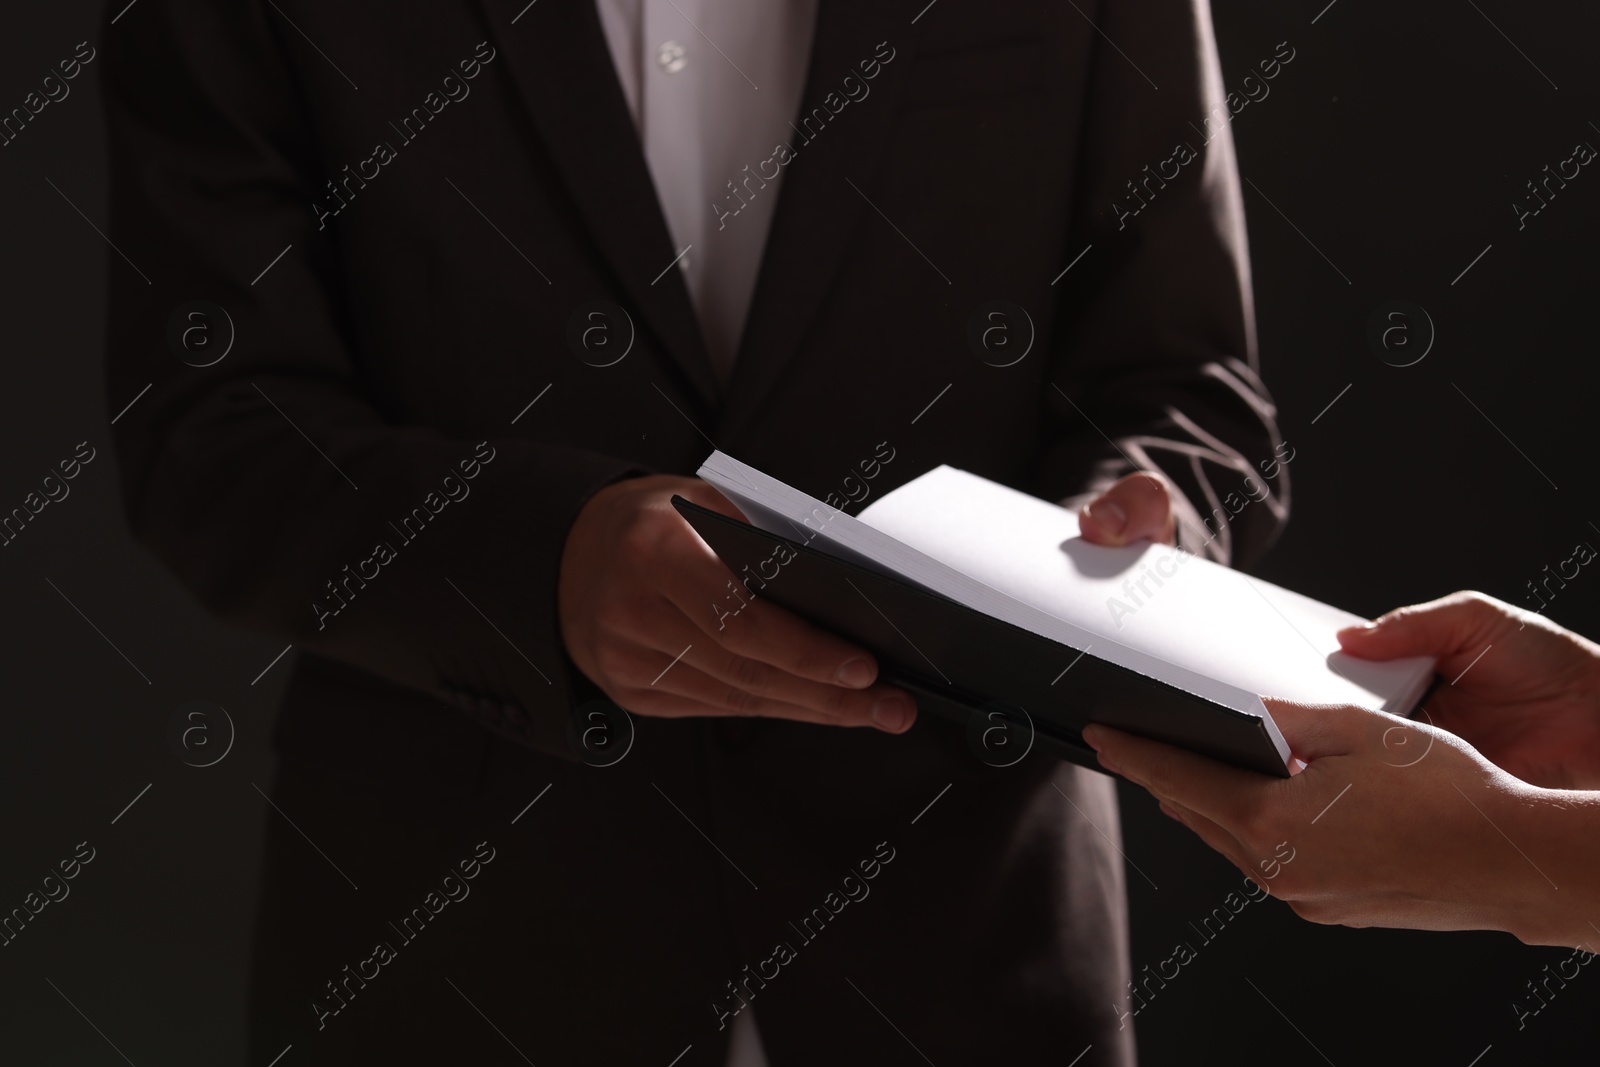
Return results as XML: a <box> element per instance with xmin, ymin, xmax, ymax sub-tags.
<box><xmin>477</xmin><ymin>0</ymin><xmax>720</xmax><ymax>407</ymax></box>
<box><xmin>716</xmin><ymin>1</ymin><xmax>921</xmax><ymax>446</ymax></box>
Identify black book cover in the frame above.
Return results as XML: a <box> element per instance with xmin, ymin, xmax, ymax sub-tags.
<box><xmin>673</xmin><ymin>496</ymin><xmax>1291</xmax><ymax>777</ymax></box>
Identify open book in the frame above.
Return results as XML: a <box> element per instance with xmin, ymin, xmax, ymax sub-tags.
<box><xmin>676</xmin><ymin>451</ymin><xmax>1436</xmax><ymax>776</ymax></box>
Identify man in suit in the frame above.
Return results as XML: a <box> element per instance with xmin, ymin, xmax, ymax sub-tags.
<box><xmin>103</xmin><ymin>1</ymin><xmax>1285</xmax><ymax>1063</ymax></box>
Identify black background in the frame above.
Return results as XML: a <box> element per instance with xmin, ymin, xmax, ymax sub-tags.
<box><xmin>0</xmin><ymin>1</ymin><xmax>1593</xmax><ymax>1063</ymax></box>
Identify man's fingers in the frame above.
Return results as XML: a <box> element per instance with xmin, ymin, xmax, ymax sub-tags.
<box><xmin>1335</xmin><ymin>590</ymin><xmax>1507</xmax><ymax>664</ymax></box>
<box><xmin>663</xmin><ymin>542</ymin><xmax>885</xmax><ymax>691</ymax></box>
<box><xmin>721</xmin><ymin>598</ymin><xmax>884</xmax><ymax>689</ymax></box>
<box><xmin>620</xmin><ymin>519</ymin><xmax>918</xmax><ymax>730</ymax></box>
<box><xmin>688</xmin><ymin>641</ymin><xmax>913</xmax><ymax>731</ymax></box>
<box><xmin>1078</xmin><ymin>471</ymin><xmax>1177</xmax><ymax>547</ymax></box>
<box><xmin>1260</xmin><ymin>698</ymin><xmax>1367</xmax><ymax>763</ymax></box>
<box><xmin>1081</xmin><ymin>723</ymin><xmax>1260</xmax><ymax>825</ymax></box>
<box><xmin>619</xmin><ymin>654</ymin><xmax>913</xmax><ymax>732</ymax></box>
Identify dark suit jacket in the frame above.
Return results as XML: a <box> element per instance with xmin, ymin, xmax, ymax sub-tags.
<box><xmin>103</xmin><ymin>1</ymin><xmax>1285</xmax><ymax>1064</ymax></box>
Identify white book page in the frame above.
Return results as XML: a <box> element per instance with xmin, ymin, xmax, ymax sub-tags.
<box><xmin>696</xmin><ymin>452</ymin><xmax>1259</xmax><ymax>714</ymax></box>
<box><xmin>857</xmin><ymin>466</ymin><xmax>1434</xmax><ymax>713</ymax></box>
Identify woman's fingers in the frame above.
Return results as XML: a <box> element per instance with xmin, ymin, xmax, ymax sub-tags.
<box><xmin>1083</xmin><ymin>724</ymin><xmax>1264</xmax><ymax>827</ymax></box>
<box><xmin>1335</xmin><ymin>590</ymin><xmax>1506</xmax><ymax>665</ymax></box>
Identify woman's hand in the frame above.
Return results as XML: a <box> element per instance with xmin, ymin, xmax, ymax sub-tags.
<box><xmin>1084</xmin><ymin>702</ymin><xmax>1594</xmax><ymax>947</ymax></box>
<box><xmin>1337</xmin><ymin>592</ymin><xmax>1600</xmax><ymax>789</ymax></box>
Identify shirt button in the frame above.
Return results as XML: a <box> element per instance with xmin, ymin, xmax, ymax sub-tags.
<box><xmin>657</xmin><ymin>41</ymin><xmax>688</xmax><ymax>74</ymax></box>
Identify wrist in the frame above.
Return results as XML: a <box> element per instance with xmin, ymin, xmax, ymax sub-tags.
<box><xmin>1498</xmin><ymin>782</ymin><xmax>1600</xmax><ymax>948</ymax></box>
<box><xmin>1586</xmin><ymin>654</ymin><xmax>1600</xmax><ymax>738</ymax></box>
<box><xmin>1559</xmin><ymin>626</ymin><xmax>1600</xmax><ymax>731</ymax></box>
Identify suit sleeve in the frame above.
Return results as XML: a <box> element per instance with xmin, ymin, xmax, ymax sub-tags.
<box><xmin>101</xmin><ymin>1</ymin><xmax>633</xmax><ymax>760</ymax></box>
<box><xmin>1037</xmin><ymin>0</ymin><xmax>1289</xmax><ymax>568</ymax></box>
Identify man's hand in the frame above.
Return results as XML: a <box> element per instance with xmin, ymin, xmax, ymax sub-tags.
<box><xmin>1077</xmin><ymin>471</ymin><xmax>1178</xmax><ymax>547</ymax></box>
<box><xmin>557</xmin><ymin>475</ymin><xmax>917</xmax><ymax>733</ymax></box>
<box><xmin>1337</xmin><ymin>592</ymin><xmax>1600</xmax><ymax>789</ymax></box>
<box><xmin>1083</xmin><ymin>701</ymin><xmax>1570</xmax><ymax>944</ymax></box>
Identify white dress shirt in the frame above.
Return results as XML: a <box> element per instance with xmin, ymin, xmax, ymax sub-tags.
<box><xmin>597</xmin><ymin>0</ymin><xmax>818</xmax><ymax>385</ymax></box>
